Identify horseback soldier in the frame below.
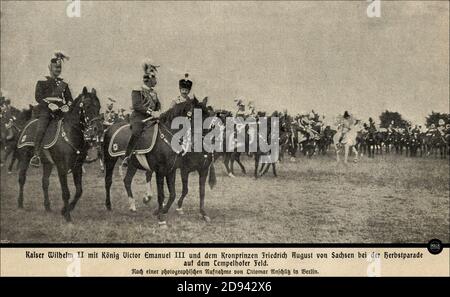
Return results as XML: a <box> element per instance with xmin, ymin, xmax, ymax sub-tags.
<box><xmin>30</xmin><ymin>52</ymin><xmax>73</xmax><ymax>167</ymax></box>
<box><xmin>171</xmin><ymin>73</ymin><xmax>193</xmax><ymax>107</ymax></box>
<box><xmin>103</xmin><ymin>101</ymin><xmax>117</xmax><ymax>126</ymax></box>
<box><xmin>437</xmin><ymin>119</ymin><xmax>446</xmax><ymax>136</ymax></box>
<box><xmin>122</xmin><ymin>60</ymin><xmax>161</xmax><ymax>166</ymax></box>
<box><xmin>368</xmin><ymin>117</ymin><xmax>377</xmax><ymax>132</ymax></box>
<box><xmin>387</xmin><ymin>120</ymin><xmax>396</xmax><ymax>134</ymax></box>
<box><xmin>426</xmin><ymin>123</ymin><xmax>437</xmax><ymax>135</ymax></box>
<box><xmin>235</xmin><ymin>98</ymin><xmax>246</xmax><ymax>118</ymax></box>
<box><xmin>338</xmin><ymin>111</ymin><xmax>354</xmax><ymax>143</ymax></box>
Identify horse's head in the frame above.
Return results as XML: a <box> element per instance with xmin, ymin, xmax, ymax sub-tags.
<box><xmin>72</xmin><ymin>87</ymin><xmax>102</xmax><ymax>130</ymax></box>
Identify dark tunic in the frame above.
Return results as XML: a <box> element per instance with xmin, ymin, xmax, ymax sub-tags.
<box><xmin>130</xmin><ymin>86</ymin><xmax>161</xmax><ymax>135</ymax></box>
<box><xmin>35</xmin><ymin>76</ymin><xmax>73</xmax><ymax>117</ymax></box>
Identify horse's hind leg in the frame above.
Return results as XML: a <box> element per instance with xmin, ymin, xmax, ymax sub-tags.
<box><xmin>224</xmin><ymin>154</ymin><xmax>233</xmax><ymax>177</ymax></box>
<box><xmin>236</xmin><ymin>154</ymin><xmax>246</xmax><ymax>174</ymax></box>
<box><xmin>176</xmin><ymin>168</ymin><xmax>190</xmax><ymax>215</ymax></box>
<box><xmin>272</xmin><ymin>163</ymin><xmax>277</xmax><ymax>177</ymax></box>
<box><xmin>17</xmin><ymin>151</ymin><xmax>31</xmax><ymax>209</ymax></box>
<box><xmin>123</xmin><ymin>163</ymin><xmax>138</xmax><ymax>212</ymax></box>
<box><xmin>42</xmin><ymin>161</ymin><xmax>53</xmax><ymax>211</ymax></box>
<box><xmin>68</xmin><ymin>164</ymin><xmax>83</xmax><ymax>212</ymax></box>
<box><xmin>161</xmin><ymin>170</ymin><xmax>177</xmax><ymax>217</ymax></box>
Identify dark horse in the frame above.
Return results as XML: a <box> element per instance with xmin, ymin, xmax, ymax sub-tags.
<box><xmin>16</xmin><ymin>87</ymin><xmax>101</xmax><ymax>222</ymax></box>
<box><xmin>1</xmin><ymin>105</ymin><xmax>33</xmax><ymax>172</ymax></box>
<box><xmin>103</xmin><ymin>97</ymin><xmax>216</xmax><ymax>225</ymax></box>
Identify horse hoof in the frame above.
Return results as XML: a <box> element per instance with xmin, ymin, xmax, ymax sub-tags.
<box><xmin>202</xmin><ymin>215</ymin><xmax>211</xmax><ymax>223</ymax></box>
<box><xmin>63</xmin><ymin>212</ymin><xmax>72</xmax><ymax>222</ymax></box>
<box><xmin>7</xmin><ymin>171</ymin><xmax>12</xmax><ymax>175</ymax></box>
<box><xmin>176</xmin><ymin>208</ymin><xmax>184</xmax><ymax>215</ymax></box>
<box><xmin>158</xmin><ymin>221</ymin><xmax>168</xmax><ymax>229</ymax></box>
<box><xmin>143</xmin><ymin>194</ymin><xmax>152</xmax><ymax>205</ymax></box>
<box><xmin>228</xmin><ymin>173</ymin><xmax>235</xmax><ymax>178</ymax></box>
<box><xmin>129</xmin><ymin>207</ymin><xmax>137</xmax><ymax>212</ymax></box>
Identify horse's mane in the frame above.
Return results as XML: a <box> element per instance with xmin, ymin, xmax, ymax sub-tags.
<box><xmin>159</xmin><ymin>100</ymin><xmax>192</xmax><ymax>124</ymax></box>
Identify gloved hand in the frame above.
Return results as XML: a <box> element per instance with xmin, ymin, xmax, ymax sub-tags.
<box><xmin>60</xmin><ymin>105</ymin><xmax>69</xmax><ymax>113</ymax></box>
<box><xmin>48</xmin><ymin>103</ymin><xmax>59</xmax><ymax>111</ymax></box>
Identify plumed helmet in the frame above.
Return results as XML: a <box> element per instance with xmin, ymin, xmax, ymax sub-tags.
<box><xmin>50</xmin><ymin>51</ymin><xmax>69</xmax><ymax>66</ymax></box>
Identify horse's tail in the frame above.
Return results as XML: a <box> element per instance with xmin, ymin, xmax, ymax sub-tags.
<box><xmin>208</xmin><ymin>163</ymin><xmax>217</xmax><ymax>189</ymax></box>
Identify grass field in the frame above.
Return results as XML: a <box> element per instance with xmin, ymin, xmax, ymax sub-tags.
<box><xmin>0</xmin><ymin>153</ymin><xmax>449</xmax><ymax>243</ymax></box>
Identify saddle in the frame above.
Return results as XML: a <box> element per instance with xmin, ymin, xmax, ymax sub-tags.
<box><xmin>108</xmin><ymin>122</ymin><xmax>159</xmax><ymax>157</ymax></box>
<box><xmin>17</xmin><ymin>119</ymin><xmax>62</xmax><ymax>150</ymax></box>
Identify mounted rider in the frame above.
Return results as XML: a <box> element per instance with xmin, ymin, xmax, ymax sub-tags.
<box><xmin>368</xmin><ymin>117</ymin><xmax>377</xmax><ymax>132</ymax></box>
<box><xmin>437</xmin><ymin>119</ymin><xmax>446</xmax><ymax>136</ymax></box>
<box><xmin>30</xmin><ymin>52</ymin><xmax>73</xmax><ymax>167</ymax></box>
<box><xmin>122</xmin><ymin>60</ymin><xmax>161</xmax><ymax>166</ymax></box>
<box><xmin>338</xmin><ymin>111</ymin><xmax>354</xmax><ymax>143</ymax></box>
<box><xmin>171</xmin><ymin>73</ymin><xmax>193</xmax><ymax>107</ymax></box>
<box><xmin>234</xmin><ymin>98</ymin><xmax>246</xmax><ymax>118</ymax></box>
<box><xmin>103</xmin><ymin>99</ymin><xmax>117</xmax><ymax>126</ymax></box>
<box><xmin>426</xmin><ymin>123</ymin><xmax>437</xmax><ymax>135</ymax></box>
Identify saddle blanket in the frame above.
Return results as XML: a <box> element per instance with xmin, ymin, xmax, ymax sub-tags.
<box><xmin>17</xmin><ymin>119</ymin><xmax>62</xmax><ymax>150</ymax></box>
<box><xmin>108</xmin><ymin>122</ymin><xmax>159</xmax><ymax>157</ymax></box>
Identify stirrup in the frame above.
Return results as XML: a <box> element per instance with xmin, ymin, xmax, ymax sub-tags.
<box><xmin>30</xmin><ymin>155</ymin><xmax>41</xmax><ymax>167</ymax></box>
<box><xmin>121</xmin><ymin>156</ymin><xmax>130</xmax><ymax>167</ymax></box>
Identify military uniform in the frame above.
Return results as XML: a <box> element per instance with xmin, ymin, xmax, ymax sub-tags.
<box><xmin>172</xmin><ymin>73</ymin><xmax>193</xmax><ymax>108</ymax></box>
<box><xmin>34</xmin><ymin>76</ymin><xmax>73</xmax><ymax>154</ymax></box>
<box><xmin>104</xmin><ymin>108</ymin><xmax>117</xmax><ymax>126</ymax></box>
<box><xmin>123</xmin><ymin>60</ymin><xmax>161</xmax><ymax>161</ymax></box>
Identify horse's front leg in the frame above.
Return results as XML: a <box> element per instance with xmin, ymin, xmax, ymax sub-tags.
<box><xmin>176</xmin><ymin>168</ymin><xmax>190</xmax><ymax>215</ymax></box>
<box><xmin>123</xmin><ymin>163</ymin><xmax>138</xmax><ymax>212</ymax></box>
<box><xmin>7</xmin><ymin>146</ymin><xmax>18</xmax><ymax>174</ymax></box>
<box><xmin>199</xmin><ymin>169</ymin><xmax>210</xmax><ymax>222</ymax></box>
<box><xmin>344</xmin><ymin>145</ymin><xmax>349</xmax><ymax>163</ymax></box>
<box><xmin>42</xmin><ymin>161</ymin><xmax>53</xmax><ymax>211</ymax></box>
<box><xmin>154</xmin><ymin>172</ymin><xmax>165</xmax><ymax>217</ymax></box>
<box><xmin>58</xmin><ymin>170</ymin><xmax>71</xmax><ymax>222</ymax></box>
<box><xmin>143</xmin><ymin>170</ymin><xmax>154</xmax><ymax>204</ymax></box>
<box><xmin>69</xmin><ymin>164</ymin><xmax>83</xmax><ymax>212</ymax></box>
<box><xmin>334</xmin><ymin>144</ymin><xmax>340</xmax><ymax>162</ymax></box>
<box><xmin>104</xmin><ymin>155</ymin><xmax>118</xmax><ymax>211</ymax></box>
<box><xmin>352</xmin><ymin>146</ymin><xmax>358</xmax><ymax>162</ymax></box>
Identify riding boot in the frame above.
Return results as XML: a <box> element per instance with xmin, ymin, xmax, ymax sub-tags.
<box><xmin>122</xmin><ymin>134</ymin><xmax>139</xmax><ymax>167</ymax></box>
<box><xmin>30</xmin><ymin>125</ymin><xmax>46</xmax><ymax>167</ymax></box>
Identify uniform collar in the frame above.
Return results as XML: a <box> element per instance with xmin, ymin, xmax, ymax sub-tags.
<box><xmin>142</xmin><ymin>84</ymin><xmax>153</xmax><ymax>91</ymax></box>
<box><xmin>46</xmin><ymin>76</ymin><xmax>63</xmax><ymax>81</ymax></box>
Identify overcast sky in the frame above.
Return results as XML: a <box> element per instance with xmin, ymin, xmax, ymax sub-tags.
<box><xmin>1</xmin><ymin>1</ymin><xmax>448</xmax><ymax>125</ymax></box>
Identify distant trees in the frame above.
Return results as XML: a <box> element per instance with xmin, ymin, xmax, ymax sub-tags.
<box><xmin>379</xmin><ymin>110</ymin><xmax>409</xmax><ymax>128</ymax></box>
<box><xmin>425</xmin><ymin>112</ymin><xmax>449</xmax><ymax>128</ymax></box>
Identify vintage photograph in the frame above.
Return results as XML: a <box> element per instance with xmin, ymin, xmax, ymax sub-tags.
<box><xmin>0</xmin><ymin>1</ymin><xmax>448</xmax><ymax>244</ymax></box>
